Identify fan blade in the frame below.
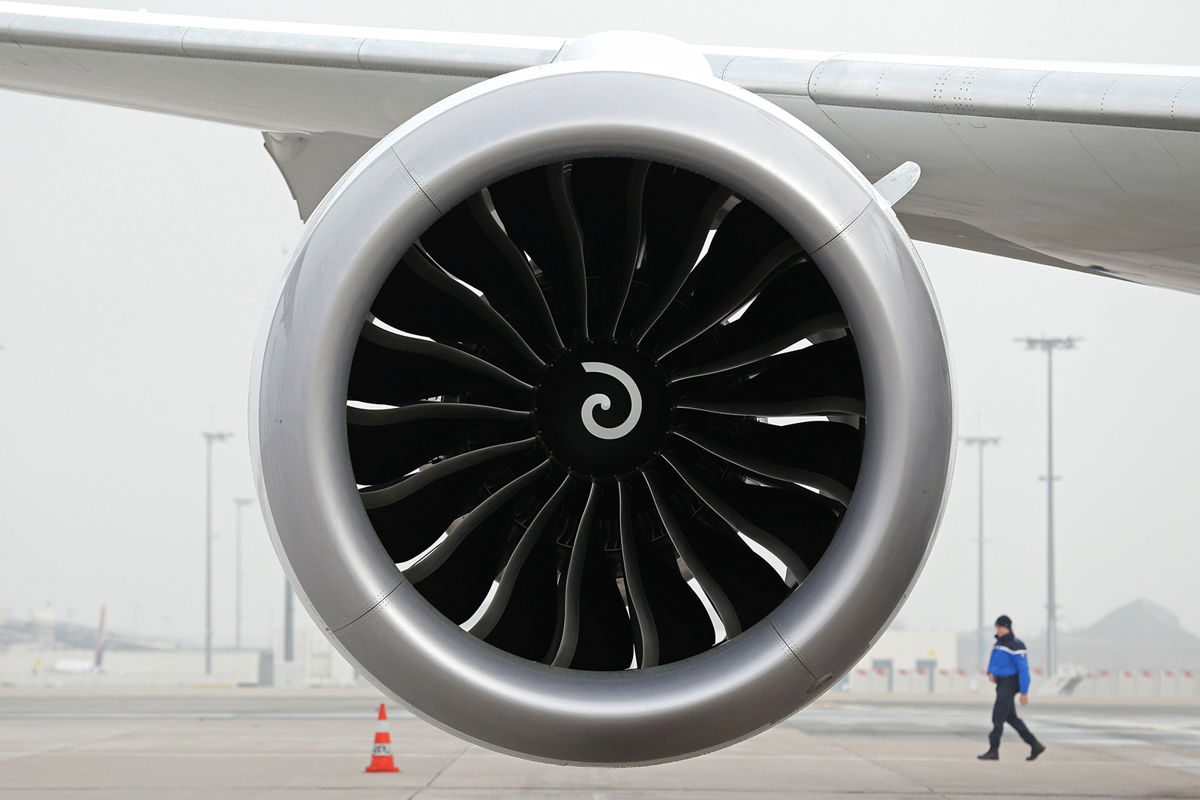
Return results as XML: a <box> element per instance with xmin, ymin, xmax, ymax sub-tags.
<box><xmin>674</xmin><ymin>336</ymin><xmax>865</xmax><ymax>418</ymax></box>
<box><xmin>642</xmin><ymin>471</ymin><xmax>741</xmax><ymax>638</ymax></box>
<box><xmin>621</xmin><ymin>165</ymin><xmax>732</xmax><ymax>340</ymax></box>
<box><xmin>470</xmin><ymin>476</ymin><xmax>575</xmax><ymax>660</ymax></box>
<box><xmin>570</xmin><ymin>158</ymin><xmax>650</xmax><ymax>337</ymax></box>
<box><xmin>418</xmin><ymin>192</ymin><xmax>563</xmax><ymax>352</ymax></box>
<box><xmin>348</xmin><ymin>323</ymin><xmax>532</xmax><ymax>408</ymax></box>
<box><xmin>663</xmin><ymin>265</ymin><xmax>846</xmax><ymax>380</ymax></box>
<box><xmin>405</xmin><ymin>461</ymin><xmax>554</xmax><ymax>623</ymax></box>
<box><xmin>644</xmin><ymin>466</ymin><xmax>789</xmax><ymax>633</ymax></box>
<box><xmin>570</xmin><ymin>538</ymin><xmax>634</xmax><ymax>670</ymax></box>
<box><xmin>620</xmin><ymin>479</ymin><xmax>715</xmax><ymax>666</ymax></box>
<box><xmin>347</xmin><ymin>403</ymin><xmax>530</xmax><ymax>486</ymax></box>
<box><xmin>489</xmin><ymin>163</ymin><xmax>589</xmax><ymax>340</ymax></box>
<box><xmin>371</xmin><ymin>247</ymin><xmax>543</xmax><ymax>371</ymax></box>
<box><xmin>550</xmin><ymin>482</ymin><xmax>598</xmax><ymax>667</ymax></box>
<box><xmin>551</xmin><ymin>484</ymin><xmax>633</xmax><ymax>670</ymax></box>
<box><xmin>618</xmin><ymin>480</ymin><xmax>658</xmax><ymax>667</ymax></box>
<box><xmin>663</xmin><ymin>451</ymin><xmax>841</xmax><ymax>582</ymax></box>
<box><xmin>673</xmin><ymin>415</ymin><xmax>862</xmax><ymax>506</ymax></box>
<box><xmin>360</xmin><ymin>438</ymin><xmax>537</xmax><ymax>562</ymax></box>
<box><xmin>647</xmin><ymin>201</ymin><xmax>805</xmax><ymax>357</ymax></box>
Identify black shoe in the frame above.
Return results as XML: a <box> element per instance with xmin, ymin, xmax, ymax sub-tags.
<box><xmin>1026</xmin><ymin>742</ymin><xmax>1046</xmax><ymax>761</ymax></box>
<box><xmin>977</xmin><ymin>749</ymin><xmax>999</xmax><ymax>760</ymax></box>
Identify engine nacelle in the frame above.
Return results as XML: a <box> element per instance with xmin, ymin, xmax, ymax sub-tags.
<box><xmin>252</xmin><ymin>50</ymin><xmax>953</xmax><ymax>765</ymax></box>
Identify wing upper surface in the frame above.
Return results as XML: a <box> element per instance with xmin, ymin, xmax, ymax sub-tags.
<box><xmin>3</xmin><ymin>2</ymin><xmax>1199</xmax><ymax>291</ymax></box>
<box><xmin>0</xmin><ymin>2</ymin><xmax>565</xmax><ymax>133</ymax></box>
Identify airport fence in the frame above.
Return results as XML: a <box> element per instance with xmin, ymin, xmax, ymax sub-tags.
<box><xmin>843</xmin><ymin>666</ymin><xmax>1200</xmax><ymax>698</ymax></box>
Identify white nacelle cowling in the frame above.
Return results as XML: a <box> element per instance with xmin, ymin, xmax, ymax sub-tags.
<box><xmin>252</xmin><ymin>50</ymin><xmax>953</xmax><ymax>765</ymax></box>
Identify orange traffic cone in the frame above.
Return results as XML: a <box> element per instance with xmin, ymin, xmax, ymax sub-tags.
<box><xmin>364</xmin><ymin>703</ymin><xmax>401</xmax><ymax>773</ymax></box>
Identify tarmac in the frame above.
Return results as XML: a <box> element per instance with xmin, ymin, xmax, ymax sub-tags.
<box><xmin>0</xmin><ymin>688</ymin><xmax>1197</xmax><ymax>799</ymax></box>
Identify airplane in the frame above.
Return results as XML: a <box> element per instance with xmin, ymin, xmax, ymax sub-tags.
<box><xmin>2</xmin><ymin>1</ymin><xmax>1197</xmax><ymax>767</ymax></box>
<box><xmin>52</xmin><ymin>605</ymin><xmax>106</xmax><ymax>675</ymax></box>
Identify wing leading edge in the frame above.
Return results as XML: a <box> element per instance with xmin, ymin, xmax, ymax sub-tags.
<box><xmin>3</xmin><ymin>2</ymin><xmax>1199</xmax><ymax>292</ymax></box>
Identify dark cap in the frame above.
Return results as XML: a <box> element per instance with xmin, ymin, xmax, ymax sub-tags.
<box><xmin>995</xmin><ymin>615</ymin><xmax>1012</xmax><ymax>628</ymax></box>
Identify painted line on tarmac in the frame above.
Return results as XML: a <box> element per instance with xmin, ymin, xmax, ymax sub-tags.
<box><xmin>0</xmin><ymin>751</ymin><xmax>458</xmax><ymax>759</ymax></box>
<box><xmin>0</xmin><ymin>711</ymin><xmax>417</xmax><ymax>720</ymax></box>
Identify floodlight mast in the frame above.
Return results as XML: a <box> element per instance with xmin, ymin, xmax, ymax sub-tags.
<box><xmin>233</xmin><ymin>497</ymin><xmax>255</xmax><ymax>650</ymax></box>
<box><xmin>202</xmin><ymin>431</ymin><xmax>233</xmax><ymax>675</ymax></box>
<box><xmin>961</xmin><ymin>435</ymin><xmax>1000</xmax><ymax>673</ymax></box>
<box><xmin>1016</xmin><ymin>336</ymin><xmax>1080</xmax><ymax>677</ymax></box>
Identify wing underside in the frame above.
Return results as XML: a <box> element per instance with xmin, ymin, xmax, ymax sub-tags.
<box><xmin>3</xmin><ymin>2</ymin><xmax>1199</xmax><ymax>291</ymax></box>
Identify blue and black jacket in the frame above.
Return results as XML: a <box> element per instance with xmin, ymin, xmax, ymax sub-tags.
<box><xmin>987</xmin><ymin>632</ymin><xmax>1031</xmax><ymax>694</ymax></box>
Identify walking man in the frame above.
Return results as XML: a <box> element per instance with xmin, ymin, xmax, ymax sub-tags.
<box><xmin>978</xmin><ymin>615</ymin><xmax>1046</xmax><ymax>761</ymax></box>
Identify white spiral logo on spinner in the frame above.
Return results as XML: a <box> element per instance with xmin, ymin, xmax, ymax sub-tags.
<box><xmin>580</xmin><ymin>362</ymin><xmax>642</xmax><ymax>440</ymax></box>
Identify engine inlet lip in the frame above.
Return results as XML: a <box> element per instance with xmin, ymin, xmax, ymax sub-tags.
<box><xmin>252</xmin><ymin>62</ymin><xmax>953</xmax><ymax>766</ymax></box>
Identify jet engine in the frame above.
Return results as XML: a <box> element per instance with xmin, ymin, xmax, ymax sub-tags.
<box><xmin>252</xmin><ymin>42</ymin><xmax>953</xmax><ymax>765</ymax></box>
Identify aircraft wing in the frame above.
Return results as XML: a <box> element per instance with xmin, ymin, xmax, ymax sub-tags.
<box><xmin>3</xmin><ymin>2</ymin><xmax>1199</xmax><ymax>291</ymax></box>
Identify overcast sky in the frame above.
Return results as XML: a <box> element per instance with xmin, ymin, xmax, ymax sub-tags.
<box><xmin>2</xmin><ymin>0</ymin><xmax>1199</xmax><ymax>652</ymax></box>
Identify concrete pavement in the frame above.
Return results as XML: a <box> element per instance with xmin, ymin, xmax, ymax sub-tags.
<box><xmin>0</xmin><ymin>689</ymin><xmax>1196</xmax><ymax>798</ymax></box>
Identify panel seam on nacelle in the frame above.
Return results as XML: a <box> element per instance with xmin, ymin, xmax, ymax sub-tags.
<box><xmin>389</xmin><ymin>148</ymin><xmax>443</xmax><ymax>214</ymax></box>
<box><xmin>330</xmin><ymin>578</ymin><xmax>404</xmax><ymax>634</ymax></box>
<box><xmin>810</xmin><ymin>202</ymin><xmax>871</xmax><ymax>254</ymax></box>
<box><xmin>767</xmin><ymin>618</ymin><xmax>819</xmax><ymax>686</ymax></box>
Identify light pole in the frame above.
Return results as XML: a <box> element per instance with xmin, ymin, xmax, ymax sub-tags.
<box><xmin>961</xmin><ymin>436</ymin><xmax>1000</xmax><ymax>672</ymax></box>
<box><xmin>233</xmin><ymin>498</ymin><xmax>255</xmax><ymax>651</ymax></box>
<box><xmin>283</xmin><ymin>580</ymin><xmax>294</xmax><ymax>663</ymax></box>
<box><xmin>1017</xmin><ymin>336</ymin><xmax>1080</xmax><ymax>677</ymax></box>
<box><xmin>202</xmin><ymin>431</ymin><xmax>233</xmax><ymax>675</ymax></box>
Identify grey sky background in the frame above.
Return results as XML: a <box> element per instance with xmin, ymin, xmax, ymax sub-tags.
<box><xmin>2</xmin><ymin>0</ymin><xmax>1198</xmax><ymax>651</ymax></box>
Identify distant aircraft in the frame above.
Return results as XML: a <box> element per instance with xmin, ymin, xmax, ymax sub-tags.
<box><xmin>3</xmin><ymin>1</ymin><xmax>1197</xmax><ymax>766</ymax></box>
<box><xmin>52</xmin><ymin>605</ymin><xmax>105</xmax><ymax>675</ymax></box>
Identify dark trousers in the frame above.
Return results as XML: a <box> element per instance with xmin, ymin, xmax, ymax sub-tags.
<box><xmin>989</xmin><ymin>676</ymin><xmax>1038</xmax><ymax>749</ymax></box>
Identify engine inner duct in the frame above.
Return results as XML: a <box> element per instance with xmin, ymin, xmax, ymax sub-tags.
<box><xmin>347</xmin><ymin>159</ymin><xmax>865</xmax><ymax>671</ymax></box>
